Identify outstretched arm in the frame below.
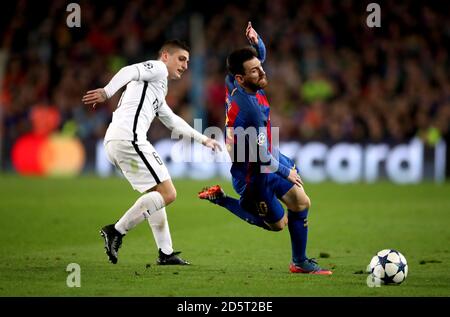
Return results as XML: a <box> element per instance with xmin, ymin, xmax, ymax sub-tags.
<box><xmin>82</xmin><ymin>65</ymin><xmax>140</xmax><ymax>108</ymax></box>
<box><xmin>82</xmin><ymin>61</ymin><xmax>167</xmax><ymax>108</ymax></box>
<box><xmin>246</xmin><ymin>21</ymin><xmax>259</xmax><ymax>45</ymax></box>
<box><xmin>81</xmin><ymin>88</ymin><xmax>108</xmax><ymax>108</ymax></box>
<box><xmin>157</xmin><ymin>101</ymin><xmax>222</xmax><ymax>152</ymax></box>
<box><xmin>245</xmin><ymin>21</ymin><xmax>266</xmax><ymax>63</ymax></box>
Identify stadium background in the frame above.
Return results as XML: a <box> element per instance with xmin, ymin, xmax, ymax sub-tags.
<box><xmin>0</xmin><ymin>0</ymin><xmax>449</xmax><ymax>298</ymax></box>
<box><xmin>1</xmin><ymin>0</ymin><xmax>449</xmax><ymax>181</ymax></box>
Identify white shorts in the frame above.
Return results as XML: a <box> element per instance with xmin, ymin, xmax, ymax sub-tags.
<box><xmin>104</xmin><ymin>140</ymin><xmax>170</xmax><ymax>193</ymax></box>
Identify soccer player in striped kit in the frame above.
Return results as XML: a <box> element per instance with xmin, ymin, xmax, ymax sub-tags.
<box><xmin>199</xmin><ymin>23</ymin><xmax>331</xmax><ymax>274</ymax></box>
<box><xmin>83</xmin><ymin>40</ymin><xmax>221</xmax><ymax>265</ymax></box>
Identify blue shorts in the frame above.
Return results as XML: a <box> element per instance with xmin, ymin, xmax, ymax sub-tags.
<box><xmin>232</xmin><ymin>155</ymin><xmax>298</xmax><ymax>224</ymax></box>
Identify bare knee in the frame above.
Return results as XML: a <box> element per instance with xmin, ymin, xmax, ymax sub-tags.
<box><xmin>289</xmin><ymin>195</ymin><xmax>311</xmax><ymax>212</ymax></box>
<box><xmin>282</xmin><ymin>186</ymin><xmax>311</xmax><ymax>212</ymax></box>
<box><xmin>268</xmin><ymin>216</ymin><xmax>287</xmax><ymax>231</ymax></box>
<box><xmin>300</xmin><ymin>196</ymin><xmax>311</xmax><ymax>211</ymax></box>
<box><xmin>162</xmin><ymin>188</ymin><xmax>177</xmax><ymax>205</ymax></box>
<box><xmin>268</xmin><ymin>223</ymin><xmax>285</xmax><ymax>231</ymax></box>
<box><xmin>152</xmin><ymin>181</ymin><xmax>177</xmax><ymax>205</ymax></box>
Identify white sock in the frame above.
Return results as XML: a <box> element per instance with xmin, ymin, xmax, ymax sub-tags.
<box><xmin>115</xmin><ymin>191</ymin><xmax>165</xmax><ymax>235</ymax></box>
<box><xmin>147</xmin><ymin>207</ymin><xmax>173</xmax><ymax>255</ymax></box>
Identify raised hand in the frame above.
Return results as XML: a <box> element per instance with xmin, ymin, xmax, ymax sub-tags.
<box><xmin>245</xmin><ymin>21</ymin><xmax>259</xmax><ymax>45</ymax></box>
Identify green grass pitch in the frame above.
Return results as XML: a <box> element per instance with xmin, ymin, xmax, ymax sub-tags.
<box><xmin>0</xmin><ymin>174</ymin><xmax>449</xmax><ymax>296</ymax></box>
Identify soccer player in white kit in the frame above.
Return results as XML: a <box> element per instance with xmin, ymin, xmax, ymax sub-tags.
<box><xmin>82</xmin><ymin>40</ymin><xmax>221</xmax><ymax>265</ymax></box>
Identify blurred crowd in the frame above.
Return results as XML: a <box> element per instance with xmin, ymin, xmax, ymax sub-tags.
<box><xmin>1</xmin><ymin>0</ymin><xmax>449</xmax><ymax>169</ymax></box>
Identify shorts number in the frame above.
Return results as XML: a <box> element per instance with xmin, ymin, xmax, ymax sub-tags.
<box><xmin>153</xmin><ymin>152</ymin><xmax>163</xmax><ymax>165</ymax></box>
<box><xmin>258</xmin><ymin>202</ymin><xmax>268</xmax><ymax>216</ymax></box>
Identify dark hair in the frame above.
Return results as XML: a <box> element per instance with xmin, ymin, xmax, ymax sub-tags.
<box><xmin>226</xmin><ymin>47</ymin><xmax>258</xmax><ymax>76</ymax></box>
<box><xmin>158</xmin><ymin>39</ymin><xmax>190</xmax><ymax>57</ymax></box>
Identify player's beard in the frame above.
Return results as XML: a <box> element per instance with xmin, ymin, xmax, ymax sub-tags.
<box><xmin>258</xmin><ymin>76</ymin><xmax>268</xmax><ymax>89</ymax></box>
<box><xmin>245</xmin><ymin>76</ymin><xmax>268</xmax><ymax>92</ymax></box>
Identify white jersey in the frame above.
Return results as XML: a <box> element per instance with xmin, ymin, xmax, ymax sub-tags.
<box><xmin>103</xmin><ymin>60</ymin><xmax>206</xmax><ymax>144</ymax></box>
<box><xmin>101</xmin><ymin>59</ymin><xmax>208</xmax><ymax>191</ymax></box>
<box><xmin>104</xmin><ymin>60</ymin><xmax>167</xmax><ymax>143</ymax></box>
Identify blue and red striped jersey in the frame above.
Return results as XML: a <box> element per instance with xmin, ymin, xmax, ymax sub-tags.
<box><xmin>224</xmin><ymin>37</ymin><xmax>290</xmax><ymax>193</ymax></box>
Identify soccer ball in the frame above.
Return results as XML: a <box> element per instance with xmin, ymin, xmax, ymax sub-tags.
<box><xmin>367</xmin><ymin>249</ymin><xmax>408</xmax><ymax>285</ymax></box>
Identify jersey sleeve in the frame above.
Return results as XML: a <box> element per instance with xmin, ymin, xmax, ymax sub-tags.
<box><xmin>103</xmin><ymin>65</ymin><xmax>140</xmax><ymax>98</ymax></box>
<box><xmin>251</xmin><ymin>36</ymin><xmax>266</xmax><ymax>64</ymax></box>
<box><xmin>134</xmin><ymin>60</ymin><xmax>168</xmax><ymax>82</ymax></box>
<box><xmin>235</xmin><ymin>99</ymin><xmax>290</xmax><ymax>178</ymax></box>
<box><xmin>103</xmin><ymin>60</ymin><xmax>168</xmax><ymax>98</ymax></box>
<box><xmin>157</xmin><ymin>101</ymin><xmax>207</xmax><ymax>144</ymax></box>
<box><xmin>225</xmin><ymin>74</ymin><xmax>236</xmax><ymax>93</ymax></box>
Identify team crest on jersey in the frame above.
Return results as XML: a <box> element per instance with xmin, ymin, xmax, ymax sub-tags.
<box><xmin>257</xmin><ymin>132</ymin><xmax>266</xmax><ymax>145</ymax></box>
<box><xmin>143</xmin><ymin>62</ymin><xmax>154</xmax><ymax>71</ymax></box>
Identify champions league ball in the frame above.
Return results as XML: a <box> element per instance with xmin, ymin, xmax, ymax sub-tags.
<box><xmin>368</xmin><ymin>249</ymin><xmax>408</xmax><ymax>285</ymax></box>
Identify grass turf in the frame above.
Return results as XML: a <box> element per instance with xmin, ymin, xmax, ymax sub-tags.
<box><xmin>0</xmin><ymin>175</ymin><xmax>449</xmax><ymax>296</ymax></box>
